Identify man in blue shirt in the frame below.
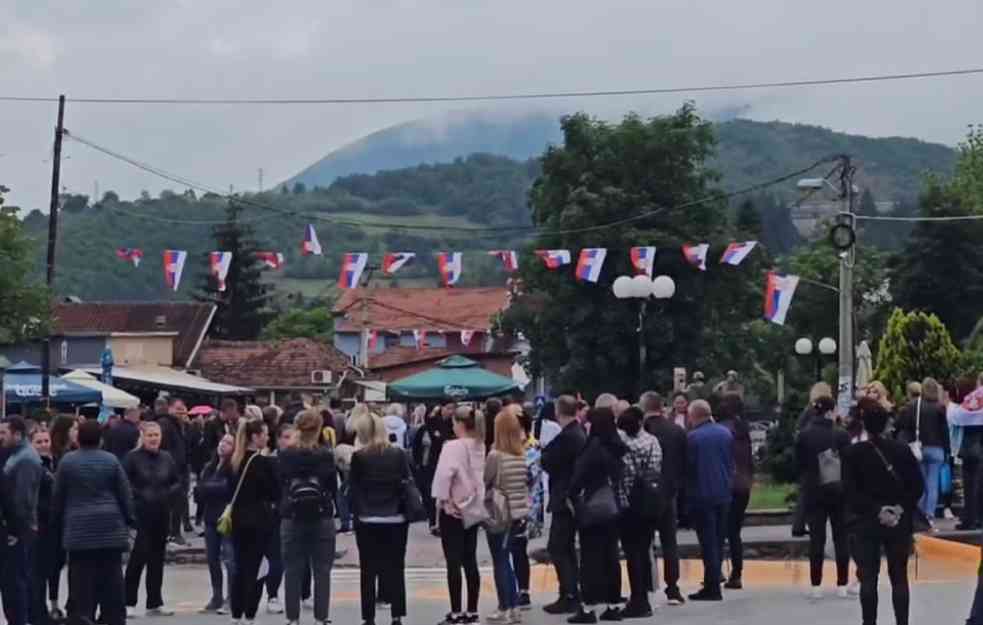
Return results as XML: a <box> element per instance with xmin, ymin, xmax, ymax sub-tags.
<box><xmin>685</xmin><ymin>400</ymin><xmax>734</xmax><ymax>601</ymax></box>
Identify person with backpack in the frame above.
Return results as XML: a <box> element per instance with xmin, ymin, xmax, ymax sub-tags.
<box><xmin>483</xmin><ymin>406</ymin><xmax>530</xmax><ymax>625</ymax></box>
<box><xmin>795</xmin><ymin>396</ymin><xmax>852</xmax><ymax>599</ymax></box>
<box><xmin>277</xmin><ymin>410</ymin><xmax>337</xmax><ymax>625</ymax></box>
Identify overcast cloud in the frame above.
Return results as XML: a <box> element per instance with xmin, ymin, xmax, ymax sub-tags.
<box><xmin>1</xmin><ymin>0</ymin><xmax>981</xmax><ymax>211</ymax></box>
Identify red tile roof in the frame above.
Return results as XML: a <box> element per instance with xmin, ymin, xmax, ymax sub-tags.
<box><xmin>52</xmin><ymin>302</ymin><xmax>215</xmax><ymax>368</ymax></box>
<box><xmin>333</xmin><ymin>287</ymin><xmax>509</xmax><ymax>333</ymax></box>
<box><xmin>194</xmin><ymin>338</ymin><xmax>351</xmax><ymax>389</ymax></box>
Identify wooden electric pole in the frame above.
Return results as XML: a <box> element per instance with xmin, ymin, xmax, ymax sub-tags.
<box><xmin>41</xmin><ymin>95</ymin><xmax>66</xmax><ymax>404</ymax></box>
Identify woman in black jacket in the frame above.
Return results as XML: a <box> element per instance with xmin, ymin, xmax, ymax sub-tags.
<box><xmin>568</xmin><ymin>407</ymin><xmax>627</xmax><ymax>624</ymax></box>
<box><xmin>351</xmin><ymin>413</ymin><xmax>414</xmax><ymax>625</ymax></box>
<box><xmin>229</xmin><ymin>417</ymin><xmax>280</xmax><ymax>624</ymax></box>
<box><xmin>123</xmin><ymin>421</ymin><xmax>182</xmax><ymax>617</ymax></box>
<box><xmin>30</xmin><ymin>427</ymin><xmax>58</xmax><ymax>625</ymax></box>
<box><xmin>278</xmin><ymin>411</ymin><xmax>338</xmax><ymax>625</ymax></box>
<box><xmin>196</xmin><ymin>433</ymin><xmax>236</xmax><ymax>614</ymax></box>
<box><xmin>843</xmin><ymin>398</ymin><xmax>925</xmax><ymax>625</ymax></box>
<box><xmin>717</xmin><ymin>392</ymin><xmax>753</xmax><ymax>589</ymax></box>
<box><xmin>795</xmin><ymin>396</ymin><xmax>852</xmax><ymax>598</ymax></box>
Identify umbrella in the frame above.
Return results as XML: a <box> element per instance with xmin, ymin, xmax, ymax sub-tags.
<box><xmin>190</xmin><ymin>405</ymin><xmax>215</xmax><ymax>416</ymax></box>
<box><xmin>388</xmin><ymin>355</ymin><xmax>519</xmax><ymax>401</ymax></box>
<box><xmin>4</xmin><ymin>362</ymin><xmax>102</xmax><ymax>406</ymax></box>
<box><xmin>62</xmin><ymin>370</ymin><xmax>139</xmax><ymax>409</ymax></box>
<box><xmin>856</xmin><ymin>340</ymin><xmax>873</xmax><ymax>391</ymax></box>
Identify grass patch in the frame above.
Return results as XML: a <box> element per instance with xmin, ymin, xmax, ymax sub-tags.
<box><xmin>749</xmin><ymin>481</ymin><xmax>796</xmax><ymax>511</ymax></box>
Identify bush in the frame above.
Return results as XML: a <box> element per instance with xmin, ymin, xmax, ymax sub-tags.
<box><xmin>760</xmin><ymin>390</ymin><xmax>804</xmax><ymax>484</ymax></box>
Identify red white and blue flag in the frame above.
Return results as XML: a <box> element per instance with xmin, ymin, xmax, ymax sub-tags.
<box><xmin>460</xmin><ymin>330</ymin><xmax>475</xmax><ymax>347</ymax></box>
<box><xmin>412</xmin><ymin>329</ymin><xmax>427</xmax><ymax>351</ymax></box>
<box><xmin>163</xmin><ymin>250</ymin><xmax>188</xmax><ymax>291</ymax></box>
<box><xmin>489</xmin><ymin>250</ymin><xmax>519</xmax><ymax>273</ymax></box>
<box><xmin>115</xmin><ymin>248</ymin><xmax>143</xmax><ymax>267</ymax></box>
<box><xmin>368</xmin><ymin>330</ymin><xmax>380</xmax><ymax>351</ymax></box>
<box><xmin>302</xmin><ymin>224</ymin><xmax>322</xmax><ymax>256</ymax></box>
<box><xmin>437</xmin><ymin>252</ymin><xmax>463</xmax><ymax>286</ymax></box>
<box><xmin>682</xmin><ymin>243</ymin><xmax>710</xmax><ymax>271</ymax></box>
<box><xmin>629</xmin><ymin>246</ymin><xmax>656</xmax><ymax>278</ymax></box>
<box><xmin>383</xmin><ymin>252</ymin><xmax>415</xmax><ymax>275</ymax></box>
<box><xmin>209</xmin><ymin>251</ymin><xmax>233</xmax><ymax>292</ymax></box>
<box><xmin>949</xmin><ymin>389</ymin><xmax>983</xmax><ymax>426</ymax></box>
<box><xmin>575</xmin><ymin>248</ymin><xmax>607</xmax><ymax>283</ymax></box>
<box><xmin>256</xmin><ymin>252</ymin><xmax>285</xmax><ymax>270</ymax></box>
<box><xmin>338</xmin><ymin>252</ymin><xmax>368</xmax><ymax>289</ymax></box>
<box><xmin>534</xmin><ymin>249</ymin><xmax>572</xmax><ymax>270</ymax></box>
<box><xmin>763</xmin><ymin>272</ymin><xmax>800</xmax><ymax>326</ymax></box>
<box><xmin>720</xmin><ymin>241</ymin><xmax>758</xmax><ymax>266</ymax></box>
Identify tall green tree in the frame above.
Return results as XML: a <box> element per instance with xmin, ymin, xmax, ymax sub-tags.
<box><xmin>196</xmin><ymin>202</ymin><xmax>274</xmax><ymax>339</ymax></box>
<box><xmin>0</xmin><ymin>186</ymin><xmax>49</xmax><ymax>343</ymax></box>
<box><xmin>874</xmin><ymin>308</ymin><xmax>961</xmax><ymax>400</ymax></box>
<box><xmin>261</xmin><ymin>306</ymin><xmax>334</xmax><ymax>341</ymax></box>
<box><xmin>735</xmin><ymin>198</ymin><xmax>762</xmax><ymax>238</ymax></box>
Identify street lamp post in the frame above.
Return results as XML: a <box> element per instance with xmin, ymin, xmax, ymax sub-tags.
<box><xmin>614</xmin><ymin>274</ymin><xmax>676</xmax><ymax>397</ymax></box>
<box><xmin>794</xmin><ymin>337</ymin><xmax>837</xmax><ymax>382</ymax></box>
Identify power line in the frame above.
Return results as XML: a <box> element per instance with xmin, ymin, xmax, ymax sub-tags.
<box><xmin>857</xmin><ymin>213</ymin><xmax>983</xmax><ymax>222</ymax></box>
<box><xmin>3</xmin><ymin>68</ymin><xmax>983</xmax><ymax>105</ymax></box>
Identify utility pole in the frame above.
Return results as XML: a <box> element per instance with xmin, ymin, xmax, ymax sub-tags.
<box><xmin>836</xmin><ymin>155</ymin><xmax>856</xmax><ymax>417</ymax></box>
<box><xmin>41</xmin><ymin>95</ymin><xmax>66</xmax><ymax>404</ymax></box>
<box><xmin>258</xmin><ymin>168</ymin><xmax>264</xmax><ymax>192</ymax></box>
<box><xmin>359</xmin><ymin>266</ymin><xmax>377</xmax><ymax>368</ymax></box>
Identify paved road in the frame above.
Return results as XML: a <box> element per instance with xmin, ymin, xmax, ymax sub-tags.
<box><xmin>119</xmin><ymin>564</ymin><xmax>978</xmax><ymax>624</ymax></box>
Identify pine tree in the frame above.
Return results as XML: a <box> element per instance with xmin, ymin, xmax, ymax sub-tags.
<box><xmin>196</xmin><ymin>202</ymin><xmax>274</xmax><ymax>340</ymax></box>
<box><xmin>735</xmin><ymin>198</ymin><xmax>762</xmax><ymax>238</ymax></box>
<box><xmin>874</xmin><ymin>308</ymin><xmax>961</xmax><ymax>401</ymax></box>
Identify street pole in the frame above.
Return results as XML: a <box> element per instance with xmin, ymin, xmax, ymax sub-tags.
<box><xmin>637</xmin><ymin>300</ymin><xmax>647</xmax><ymax>400</ymax></box>
<box><xmin>836</xmin><ymin>155</ymin><xmax>856</xmax><ymax>416</ymax></box>
<box><xmin>41</xmin><ymin>95</ymin><xmax>66</xmax><ymax>405</ymax></box>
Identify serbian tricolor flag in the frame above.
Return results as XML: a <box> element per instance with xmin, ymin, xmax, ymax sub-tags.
<box><xmin>437</xmin><ymin>252</ymin><xmax>463</xmax><ymax>286</ymax></box>
<box><xmin>489</xmin><ymin>250</ymin><xmax>519</xmax><ymax>273</ymax></box>
<box><xmin>720</xmin><ymin>241</ymin><xmax>758</xmax><ymax>266</ymax></box>
<box><xmin>115</xmin><ymin>248</ymin><xmax>143</xmax><ymax>267</ymax></box>
<box><xmin>575</xmin><ymin>248</ymin><xmax>607</xmax><ymax>283</ymax></box>
<box><xmin>629</xmin><ymin>246</ymin><xmax>656</xmax><ymax>278</ymax></box>
<box><xmin>412</xmin><ymin>329</ymin><xmax>427</xmax><ymax>351</ymax></box>
<box><xmin>763</xmin><ymin>272</ymin><xmax>799</xmax><ymax>326</ymax></box>
<box><xmin>368</xmin><ymin>330</ymin><xmax>380</xmax><ymax>351</ymax></box>
<box><xmin>256</xmin><ymin>252</ymin><xmax>285</xmax><ymax>270</ymax></box>
<box><xmin>209</xmin><ymin>251</ymin><xmax>233</xmax><ymax>292</ymax></box>
<box><xmin>949</xmin><ymin>389</ymin><xmax>983</xmax><ymax>426</ymax></box>
<box><xmin>163</xmin><ymin>250</ymin><xmax>187</xmax><ymax>291</ymax></box>
<box><xmin>338</xmin><ymin>252</ymin><xmax>368</xmax><ymax>289</ymax></box>
<box><xmin>682</xmin><ymin>243</ymin><xmax>710</xmax><ymax>271</ymax></box>
<box><xmin>460</xmin><ymin>330</ymin><xmax>475</xmax><ymax>347</ymax></box>
<box><xmin>383</xmin><ymin>252</ymin><xmax>415</xmax><ymax>275</ymax></box>
<box><xmin>534</xmin><ymin>249</ymin><xmax>572</xmax><ymax>270</ymax></box>
<box><xmin>302</xmin><ymin>224</ymin><xmax>322</xmax><ymax>256</ymax></box>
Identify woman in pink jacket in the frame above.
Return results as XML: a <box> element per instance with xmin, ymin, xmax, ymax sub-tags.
<box><xmin>431</xmin><ymin>406</ymin><xmax>487</xmax><ymax>625</ymax></box>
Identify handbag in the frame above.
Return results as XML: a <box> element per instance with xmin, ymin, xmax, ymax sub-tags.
<box><xmin>909</xmin><ymin>399</ymin><xmax>923</xmax><ymax>462</ymax></box>
<box><xmin>400</xmin><ymin>452</ymin><xmax>428</xmax><ymax>524</ymax></box>
<box><xmin>628</xmin><ymin>443</ymin><xmax>665</xmax><ymax>521</ymax></box>
<box><xmin>483</xmin><ymin>452</ymin><xmax>512</xmax><ymax>535</ymax></box>
<box><xmin>217</xmin><ymin>453</ymin><xmax>258</xmax><ymax>537</ymax></box>
<box><xmin>870</xmin><ymin>441</ymin><xmax>930</xmax><ymax>533</ymax></box>
<box><xmin>574</xmin><ymin>482</ymin><xmax>619</xmax><ymax>529</ymax></box>
<box><xmin>818</xmin><ymin>427</ymin><xmax>842</xmax><ymax>487</ymax></box>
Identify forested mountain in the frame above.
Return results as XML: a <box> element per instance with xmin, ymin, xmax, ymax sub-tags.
<box><xmin>19</xmin><ymin>115</ymin><xmax>956</xmax><ymax>302</ymax></box>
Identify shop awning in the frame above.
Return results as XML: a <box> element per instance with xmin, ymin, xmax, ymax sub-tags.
<box><xmin>81</xmin><ymin>365</ymin><xmax>253</xmax><ymax>396</ymax></box>
<box><xmin>62</xmin><ymin>370</ymin><xmax>140</xmax><ymax>409</ymax></box>
<box><xmin>388</xmin><ymin>355</ymin><xmax>518</xmax><ymax>400</ymax></box>
<box><xmin>5</xmin><ymin>362</ymin><xmax>103</xmax><ymax>405</ymax></box>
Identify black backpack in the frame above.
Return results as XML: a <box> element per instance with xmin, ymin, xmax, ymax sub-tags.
<box><xmin>288</xmin><ymin>475</ymin><xmax>328</xmax><ymax>521</ymax></box>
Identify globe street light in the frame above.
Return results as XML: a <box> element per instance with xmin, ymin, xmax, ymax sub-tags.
<box><xmin>613</xmin><ymin>274</ymin><xmax>676</xmax><ymax>397</ymax></box>
<box><xmin>795</xmin><ymin>336</ymin><xmax>836</xmax><ymax>381</ymax></box>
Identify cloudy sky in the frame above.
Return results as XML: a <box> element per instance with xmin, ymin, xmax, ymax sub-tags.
<box><xmin>2</xmin><ymin>0</ymin><xmax>981</xmax><ymax>212</ymax></box>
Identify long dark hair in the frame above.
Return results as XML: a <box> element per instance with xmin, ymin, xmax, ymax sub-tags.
<box><xmin>49</xmin><ymin>415</ymin><xmax>77</xmax><ymax>461</ymax></box>
<box><xmin>587</xmin><ymin>407</ymin><xmax>618</xmax><ymax>440</ymax></box>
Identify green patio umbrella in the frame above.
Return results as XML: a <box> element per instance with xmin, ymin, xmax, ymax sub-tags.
<box><xmin>387</xmin><ymin>355</ymin><xmax>519</xmax><ymax>401</ymax></box>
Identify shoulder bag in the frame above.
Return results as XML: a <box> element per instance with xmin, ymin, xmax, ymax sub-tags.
<box><xmin>574</xmin><ymin>440</ymin><xmax>620</xmax><ymax>528</ymax></box>
<box><xmin>217</xmin><ymin>453</ymin><xmax>258</xmax><ymax>537</ymax></box>
<box><xmin>399</xmin><ymin>450</ymin><xmax>429</xmax><ymax>524</ymax></box>
<box><xmin>484</xmin><ymin>452</ymin><xmax>512</xmax><ymax>535</ymax></box>
<box><xmin>909</xmin><ymin>399</ymin><xmax>924</xmax><ymax>461</ymax></box>
<box><xmin>818</xmin><ymin>426</ymin><xmax>842</xmax><ymax>487</ymax></box>
<box><xmin>870</xmin><ymin>441</ymin><xmax>931</xmax><ymax>533</ymax></box>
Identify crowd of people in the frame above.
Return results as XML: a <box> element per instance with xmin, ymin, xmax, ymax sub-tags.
<box><xmin>4</xmin><ymin>370</ymin><xmax>983</xmax><ymax>625</ymax></box>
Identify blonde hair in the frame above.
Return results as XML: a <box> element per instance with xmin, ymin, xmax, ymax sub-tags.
<box><xmin>137</xmin><ymin>420</ymin><xmax>161</xmax><ymax>451</ymax></box>
<box><xmin>354</xmin><ymin>414</ymin><xmax>389</xmax><ymax>452</ymax></box>
<box><xmin>244</xmin><ymin>404</ymin><xmax>263</xmax><ymax>421</ymax></box>
<box><xmin>453</xmin><ymin>406</ymin><xmax>485</xmax><ymax>441</ymax></box>
<box><xmin>808</xmin><ymin>382</ymin><xmax>833</xmax><ymax>403</ymax></box>
<box><xmin>294</xmin><ymin>409</ymin><xmax>324</xmax><ymax>450</ymax></box>
<box><xmin>494</xmin><ymin>406</ymin><xmax>525</xmax><ymax>457</ymax></box>
<box><xmin>346</xmin><ymin>403</ymin><xmax>373</xmax><ymax>435</ymax></box>
<box><xmin>232</xmin><ymin>418</ymin><xmax>266</xmax><ymax>472</ymax></box>
<box><xmin>906</xmin><ymin>381</ymin><xmax>922</xmax><ymax>400</ymax></box>
<box><xmin>921</xmin><ymin>377</ymin><xmax>941</xmax><ymax>403</ymax></box>
<box><xmin>866</xmin><ymin>380</ymin><xmax>894</xmax><ymax>409</ymax></box>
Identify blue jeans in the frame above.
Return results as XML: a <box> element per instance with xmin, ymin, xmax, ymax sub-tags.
<box><xmin>919</xmin><ymin>446</ymin><xmax>946</xmax><ymax>519</ymax></box>
<box><xmin>2</xmin><ymin>535</ymin><xmax>34</xmax><ymax>625</ymax></box>
<box><xmin>205</xmin><ymin>523</ymin><xmax>236</xmax><ymax>605</ymax></box>
<box><xmin>486</xmin><ymin>525</ymin><xmax>518</xmax><ymax>611</ymax></box>
<box><xmin>690</xmin><ymin>503</ymin><xmax>729</xmax><ymax>589</ymax></box>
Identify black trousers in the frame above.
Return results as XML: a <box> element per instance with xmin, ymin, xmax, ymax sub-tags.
<box><xmin>547</xmin><ymin>510</ymin><xmax>580</xmax><ymax>601</ymax></box>
<box><xmin>964</xmin><ymin>458</ymin><xmax>983</xmax><ymax>527</ymax></box>
<box><xmin>653</xmin><ymin>498</ymin><xmax>681</xmax><ymax>591</ymax></box>
<box><xmin>355</xmin><ymin>523</ymin><xmax>409</xmax><ymax>622</ymax></box>
<box><xmin>231</xmin><ymin>526</ymin><xmax>272</xmax><ymax>620</ymax></box>
<box><xmin>170</xmin><ymin>475</ymin><xmax>190</xmax><ymax>538</ymax></box>
<box><xmin>619</xmin><ymin>513</ymin><xmax>654</xmax><ymax>607</ymax></box>
<box><xmin>578</xmin><ymin>523</ymin><xmax>621</xmax><ymax>606</ymax></box>
<box><xmin>806</xmin><ymin>499</ymin><xmax>850</xmax><ymax>587</ymax></box>
<box><xmin>725</xmin><ymin>491</ymin><xmax>750</xmax><ymax>578</ymax></box>
<box><xmin>69</xmin><ymin>549</ymin><xmax>125</xmax><ymax>625</ymax></box>
<box><xmin>856</xmin><ymin>531</ymin><xmax>911</xmax><ymax>625</ymax></box>
<box><xmin>125</xmin><ymin>513</ymin><xmax>168</xmax><ymax>609</ymax></box>
<box><xmin>31</xmin><ymin>528</ymin><xmax>58</xmax><ymax>625</ymax></box>
<box><xmin>420</xmin><ymin>469</ymin><xmax>437</xmax><ymax>528</ymax></box>
<box><xmin>439</xmin><ymin>512</ymin><xmax>480</xmax><ymax>614</ymax></box>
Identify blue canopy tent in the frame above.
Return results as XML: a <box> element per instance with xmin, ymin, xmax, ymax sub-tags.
<box><xmin>4</xmin><ymin>362</ymin><xmax>103</xmax><ymax>406</ymax></box>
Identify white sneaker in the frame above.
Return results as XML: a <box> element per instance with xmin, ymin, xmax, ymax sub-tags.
<box><xmin>126</xmin><ymin>607</ymin><xmax>140</xmax><ymax>619</ymax></box>
<box><xmin>836</xmin><ymin>586</ymin><xmax>849</xmax><ymax>599</ymax></box>
<box><xmin>485</xmin><ymin>610</ymin><xmax>510</xmax><ymax>624</ymax></box>
<box><xmin>146</xmin><ymin>606</ymin><xmax>176</xmax><ymax>617</ymax></box>
<box><xmin>809</xmin><ymin>587</ymin><xmax>823</xmax><ymax>600</ymax></box>
<box><xmin>848</xmin><ymin>582</ymin><xmax>861</xmax><ymax>596</ymax></box>
<box><xmin>945</xmin><ymin>507</ymin><xmax>956</xmax><ymax>520</ymax></box>
<box><xmin>267</xmin><ymin>598</ymin><xmax>284</xmax><ymax>614</ymax></box>
<box><xmin>302</xmin><ymin>598</ymin><xmax>314</xmax><ymax>610</ymax></box>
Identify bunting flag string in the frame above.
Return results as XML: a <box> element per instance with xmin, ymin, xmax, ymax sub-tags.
<box><xmin>535</xmin><ymin>249</ymin><xmax>571</xmax><ymax>269</ymax></box>
<box><xmin>163</xmin><ymin>250</ymin><xmax>187</xmax><ymax>291</ymax></box>
<box><xmin>383</xmin><ymin>252</ymin><xmax>415</xmax><ymax>275</ymax></box>
<box><xmin>489</xmin><ymin>250</ymin><xmax>519</xmax><ymax>272</ymax></box>
<box><xmin>629</xmin><ymin>246</ymin><xmax>656</xmax><ymax>278</ymax></box>
<box><xmin>460</xmin><ymin>330</ymin><xmax>475</xmax><ymax>346</ymax></box>
<box><xmin>437</xmin><ymin>252</ymin><xmax>463</xmax><ymax>286</ymax></box>
<box><xmin>302</xmin><ymin>224</ymin><xmax>322</xmax><ymax>256</ymax></box>
<box><xmin>720</xmin><ymin>241</ymin><xmax>758</xmax><ymax>266</ymax></box>
<box><xmin>763</xmin><ymin>272</ymin><xmax>800</xmax><ymax>326</ymax></box>
<box><xmin>209</xmin><ymin>251</ymin><xmax>233</xmax><ymax>292</ymax></box>
<box><xmin>256</xmin><ymin>251</ymin><xmax>285</xmax><ymax>270</ymax></box>
<box><xmin>575</xmin><ymin>248</ymin><xmax>607</xmax><ymax>283</ymax></box>
<box><xmin>682</xmin><ymin>243</ymin><xmax>709</xmax><ymax>271</ymax></box>
<box><xmin>412</xmin><ymin>329</ymin><xmax>427</xmax><ymax>351</ymax></box>
<box><xmin>338</xmin><ymin>252</ymin><xmax>369</xmax><ymax>289</ymax></box>
<box><xmin>115</xmin><ymin>248</ymin><xmax>143</xmax><ymax>267</ymax></box>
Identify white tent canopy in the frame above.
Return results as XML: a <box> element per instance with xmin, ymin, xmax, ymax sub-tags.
<box><xmin>63</xmin><ymin>370</ymin><xmax>140</xmax><ymax>409</ymax></box>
